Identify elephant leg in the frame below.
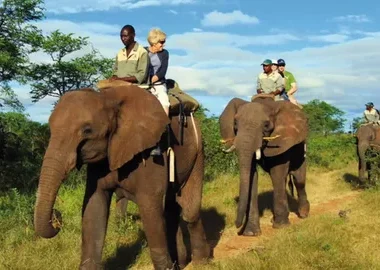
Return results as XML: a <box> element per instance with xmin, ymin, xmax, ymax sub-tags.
<box><xmin>80</xmin><ymin>183</ymin><xmax>113</xmax><ymax>269</ymax></box>
<box><xmin>241</xmin><ymin>168</ymin><xmax>261</xmax><ymax>236</ymax></box>
<box><xmin>270</xmin><ymin>162</ymin><xmax>290</xmax><ymax>228</ymax></box>
<box><xmin>290</xmin><ymin>160</ymin><xmax>310</xmax><ymax>219</ymax></box>
<box><xmin>137</xmin><ymin>194</ymin><xmax>173</xmax><ymax>270</ymax></box>
<box><xmin>176</xmin><ymin>223</ymin><xmax>189</xmax><ymax>269</ymax></box>
<box><xmin>176</xmin><ymin>154</ymin><xmax>211</xmax><ymax>265</ymax></box>
<box><xmin>115</xmin><ymin>196</ymin><xmax>128</xmax><ymax>221</ymax></box>
<box><xmin>358</xmin><ymin>142</ymin><xmax>369</xmax><ymax>183</ymax></box>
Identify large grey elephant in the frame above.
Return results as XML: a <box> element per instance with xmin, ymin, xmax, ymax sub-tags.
<box><xmin>33</xmin><ymin>85</ymin><xmax>210</xmax><ymax>270</ymax></box>
<box><xmin>219</xmin><ymin>95</ymin><xmax>310</xmax><ymax>236</ymax></box>
<box><xmin>356</xmin><ymin>124</ymin><xmax>380</xmax><ymax>182</ymax></box>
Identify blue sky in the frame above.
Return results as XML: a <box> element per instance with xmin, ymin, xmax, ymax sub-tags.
<box><xmin>7</xmin><ymin>0</ymin><xmax>380</xmax><ymax>129</ymax></box>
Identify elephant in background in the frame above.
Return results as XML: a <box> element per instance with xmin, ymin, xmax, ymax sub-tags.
<box><xmin>33</xmin><ymin>85</ymin><xmax>210</xmax><ymax>270</ymax></box>
<box><xmin>356</xmin><ymin>124</ymin><xmax>380</xmax><ymax>182</ymax></box>
<box><xmin>219</xmin><ymin>95</ymin><xmax>310</xmax><ymax>236</ymax></box>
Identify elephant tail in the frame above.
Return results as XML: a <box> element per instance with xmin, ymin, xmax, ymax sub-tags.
<box><xmin>288</xmin><ymin>174</ymin><xmax>295</xmax><ymax>197</ymax></box>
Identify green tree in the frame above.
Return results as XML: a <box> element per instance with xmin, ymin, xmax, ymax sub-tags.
<box><xmin>0</xmin><ymin>112</ymin><xmax>49</xmax><ymax>191</ymax></box>
<box><xmin>0</xmin><ymin>0</ymin><xmax>44</xmax><ymax>110</ymax></box>
<box><xmin>352</xmin><ymin>116</ymin><xmax>365</xmax><ymax>134</ymax></box>
<box><xmin>303</xmin><ymin>99</ymin><xmax>346</xmax><ymax>135</ymax></box>
<box><xmin>26</xmin><ymin>30</ymin><xmax>114</xmax><ymax>102</ymax></box>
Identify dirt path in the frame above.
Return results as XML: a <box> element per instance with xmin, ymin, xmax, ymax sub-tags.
<box><xmin>210</xmin><ymin>167</ymin><xmax>361</xmax><ymax>261</ymax></box>
<box><xmin>135</xmin><ymin>167</ymin><xmax>361</xmax><ymax>269</ymax></box>
<box><xmin>212</xmin><ymin>192</ymin><xmax>359</xmax><ymax>260</ymax></box>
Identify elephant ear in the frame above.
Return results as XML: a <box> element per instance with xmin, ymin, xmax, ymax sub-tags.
<box><xmin>264</xmin><ymin>102</ymin><xmax>308</xmax><ymax>157</ymax></box>
<box><xmin>104</xmin><ymin>85</ymin><xmax>170</xmax><ymax>171</ymax></box>
<box><xmin>219</xmin><ymin>98</ymin><xmax>249</xmax><ymax>148</ymax></box>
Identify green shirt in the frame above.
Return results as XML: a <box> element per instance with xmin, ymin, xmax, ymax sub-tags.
<box><xmin>113</xmin><ymin>42</ymin><xmax>149</xmax><ymax>84</ymax></box>
<box><xmin>283</xmin><ymin>70</ymin><xmax>296</xmax><ymax>92</ymax></box>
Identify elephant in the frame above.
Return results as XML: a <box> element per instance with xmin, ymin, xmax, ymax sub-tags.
<box><xmin>33</xmin><ymin>85</ymin><xmax>211</xmax><ymax>270</ymax></box>
<box><xmin>219</xmin><ymin>95</ymin><xmax>310</xmax><ymax>236</ymax></box>
<box><xmin>356</xmin><ymin>123</ymin><xmax>380</xmax><ymax>182</ymax></box>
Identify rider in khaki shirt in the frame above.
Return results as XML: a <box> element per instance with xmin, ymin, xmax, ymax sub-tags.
<box><xmin>110</xmin><ymin>25</ymin><xmax>149</xmax><ymax>85</ymax></box>
<box><xmin>256</xmin><ymin>59</ymin><xmax>284</xmax><ymax>100</ymax></box>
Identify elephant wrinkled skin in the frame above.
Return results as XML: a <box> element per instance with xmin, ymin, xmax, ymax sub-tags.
<box><xmin>33</xmin><ymin>85</ymin><xmax>210</xmax><ymax>270</ymax></box>
<box><xmin>219</xmin><ymin>96</ymin><xmax>310</xmax><ymax>236</ymax></box>
<box><xmin>356</xmin><ymin>124</ymin><xmax>380</xmax><ymax>182</ymax></box>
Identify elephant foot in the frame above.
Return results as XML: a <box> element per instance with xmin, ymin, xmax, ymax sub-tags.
<box><xmin>80</xmin><ymin>258</ymin><xmax>103</xmax><ymax>270</ymax></box>
<box><xmin>298</xmin><ymin>201</ymin><xmax>310</xmax><ymax>219</ymax></box>
<box><xmin>271</xmin><ymin>217</ymin><xmax>290</xmax><ymax>229</ymax></box>
<box><xmin>238</xmin><ymin>223</ymin><xmax>261</xmax><ymax>237</ymax></box>
<box><xmin>192</xmin><ymin>245</ymin><xmax>212</xmax><ymax>264</ymax></box>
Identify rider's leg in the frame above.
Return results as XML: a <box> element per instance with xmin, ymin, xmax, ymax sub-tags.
<box><xmin>150</xmin><ymin>84</ymin><xmax>170</xmax><ymax>156</ymax></box>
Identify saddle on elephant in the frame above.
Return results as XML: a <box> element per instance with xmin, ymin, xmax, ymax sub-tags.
<box><xmin>251</xmin><ymin>93</ymin><xmax>303</xmax><ymax>109</ymax></box>
<box><xmin>97</xmin><ymin>78</ymin><xmax>200</xmax><ymax>116</ymax></box>
<box><xmin>166</xmin><ymin>79</ymin><xmax>200</xmax><ymax>116</ymax></box>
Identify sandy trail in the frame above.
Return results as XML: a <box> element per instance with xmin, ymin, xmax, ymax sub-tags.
<box><xmin>135</xmin><ymin>167</ymin><xmax>360</xmax><ymax>269</ymax></box>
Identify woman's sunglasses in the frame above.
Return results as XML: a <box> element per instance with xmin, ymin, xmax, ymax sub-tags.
<box><xmin>158</xmin><ymin>40</ymin><xmax>166</xmax><ymax>44</ymax></box>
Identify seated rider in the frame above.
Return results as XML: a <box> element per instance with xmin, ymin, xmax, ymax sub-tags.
<box><xmin>146</xmin><ymin>28</ymin><xmax>171</xmax><ymax>156</ymax></box>
<box><xmin>256</xmin><ymin>59</ymin><xmax>284</xmax><ymax>100</ymax></box>
<box><xmin>277</xmin><ymin>59</ymin><xmax>299</xmax><ymax>105</ymax></box>
<box><xmin>364</xmin><ymin>102</ymin><xmax>380</xmax><ymax>125</ymax></box>
<box><xmin>109</xmin><ymin>24</ymin><xmax>149</xmax><ymax>85</ymax></box>
<box><xmin>146</xmin><ymin>28</ymin><xmax>170</xmax><ymax>116</ymax></box>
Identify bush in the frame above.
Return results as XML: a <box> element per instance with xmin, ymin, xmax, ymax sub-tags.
<box><xmin>364</xmin><ymin>148</ymin><xmax>380</xmax><ymax>188</ymax></box>
<box><xmin>0</xmin><ymin>112</ymin><xmax>49</xmax><ymax>192</ymax></box>
<box><xmin>306</xmin><ymin>134</ymin><xmax>357</xmax><ymax>169</ymax></box>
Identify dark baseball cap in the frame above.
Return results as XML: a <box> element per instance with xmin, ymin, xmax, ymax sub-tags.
<box><xmin>277</xmin><ymin>59</ymin><xmax>286</xmax><ymax>66</ymax></box>
<box><xmin>365</xmin><ymin>102</ymin><xmax>374</xmax><ymax>107</ymax></box>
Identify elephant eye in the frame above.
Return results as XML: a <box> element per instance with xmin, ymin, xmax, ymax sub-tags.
<box><xmin>263</xmin><ymin>120</ymin><xmax>271</xmax><ymax>131</ymax></box>
<box><xmin>82</xmin><ymin>126</ymin><xmax>92</xmax><ymax>135</ymax></box>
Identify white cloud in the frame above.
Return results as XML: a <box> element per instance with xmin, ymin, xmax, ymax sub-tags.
<box><xmin>201</xmin><ymin>10</ymin><xmax>259</xmax><ymax>27</ymax></box>
<box><xmin>192</xmin><ymin>28</ymin><xmax>203</xmax><ymax>32</ymax></box>
<box><xmin>15</xmin><ymin>19</ymin><xmax>380</xmax><ymax>126</ymax></box>
<box><xmin>168</xmin><ymin>9</ymin><xmax>178</xmax><ymax>15</ymax></box>
<box><xmin>308</xmin><ymin>34</ymin><xmax>349</xmax><ymax>43</ymax></box>
<box><xmin>44</xmin><ymin>0</ymin><xmax>196</xmax><ymax>14</ymax></box>
<box><xmin>333</xmin><ymin>14</ymin><xmax>370</xmax><ymax>23</ymax></box>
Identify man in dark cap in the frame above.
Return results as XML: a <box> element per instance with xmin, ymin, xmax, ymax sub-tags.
<box><xmin>277</xmin><ymin>58</ymin><xmax>299</xmax><ymax>105</ymax></box>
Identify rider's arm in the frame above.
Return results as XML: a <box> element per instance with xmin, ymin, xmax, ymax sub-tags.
<box><xmin>287</xmin><ymin>73</ymin><xmax>297</xmax><ymax>95</ymax></box>
<box><xmin>256</xmin><ymin>76</ymin><xmax>262</xmax><ymax>93</ymax></box>
<box><xmin>153</xmin><ymin>50</ymin><xmax>169</xmax><ymax>83</ymax></box>
<box><xmin>273</xmin><ymin>74</ymin><xmax>284</xmax><ymax>95</ymax></box>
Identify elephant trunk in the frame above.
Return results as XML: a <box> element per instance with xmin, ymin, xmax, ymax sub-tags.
<box><xmin>219</xmin><ymin>98</ymin><xmax>248</xmax><ymax>148</ymax></box>
<box><xmin>34</xmin><ymin>142</ymin><xmax>77</xmax><ymax>238</ymax></box>
<box><xmin>235</xmin><ymin>133</ymin><xmax>262</xmax><ymax>228</ymax></box>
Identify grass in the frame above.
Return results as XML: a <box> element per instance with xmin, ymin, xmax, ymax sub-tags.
<box><xmin>1</xmin><ymin>162</ymin><xmax>379</xmax><ymax>269</ymax></box>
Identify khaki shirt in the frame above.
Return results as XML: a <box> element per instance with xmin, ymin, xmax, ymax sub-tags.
<box><xmin>113</xmin><ymin>42</ymin><xmax>149</xmax><ymax>84</ymax></box>
<box><xmin>364</xmin><ymin>108</ymin><xmax>380</xmax><ymax>123</ymax></box>
<box><xmin>257</xmin><ymin>72</ymin><xmax>284</xmax><ymax>94</ymax></box>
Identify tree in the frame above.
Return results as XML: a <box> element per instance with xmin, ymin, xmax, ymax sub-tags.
<box><xmin>303</xmin><ymin>99</ymin><xmax>346</xmax><ymax>135</ymax></box>
<box><xmin>352</xmin><ymin>116</ymin><xmax>365</xmax><ymax>134</ymax></box>
<box><xmin>26</xmin><ymin>30</ymin><xmax>114</xmax><ymax>102</ymax></box>
<box><xmin>0</xmin><ymin>0</ymin><xmax>44</xmax><ymax>110</ymax></box>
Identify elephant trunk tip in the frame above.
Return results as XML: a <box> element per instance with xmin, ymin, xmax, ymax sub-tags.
<box><xmin>34</xmin><ymin>209</ymin><xmax>63</xmax><ymax>239</ymax></box>
<box><xmin>235</xmin><ymin>217</ymin><xmax>243</xmax><ymax>229</ymax></box>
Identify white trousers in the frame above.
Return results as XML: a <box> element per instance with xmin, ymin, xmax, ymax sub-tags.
<box><xmin>150</xmin><ymin>84</ymin><xmax>170</xmax><ymax>107</ymax></box>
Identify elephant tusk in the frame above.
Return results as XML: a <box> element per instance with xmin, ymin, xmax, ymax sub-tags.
<box><xmin>222</xmin><ymin>144</ymin><xmax>236</xmax><ymax>153</ymax></box>
<box><xmin>220</xmin><ymin>138</ymin><xmax>235</xmax><ymax>144</ymax></box>
<box><xmin>255</xmin><ymin>148</ymin><xmax>261</xmax><ymax>160</ymax></box>
<box><xmin>263</xmin><ymin>135</ymin><xmax>281</xmax><ymax>141</ymax></box>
